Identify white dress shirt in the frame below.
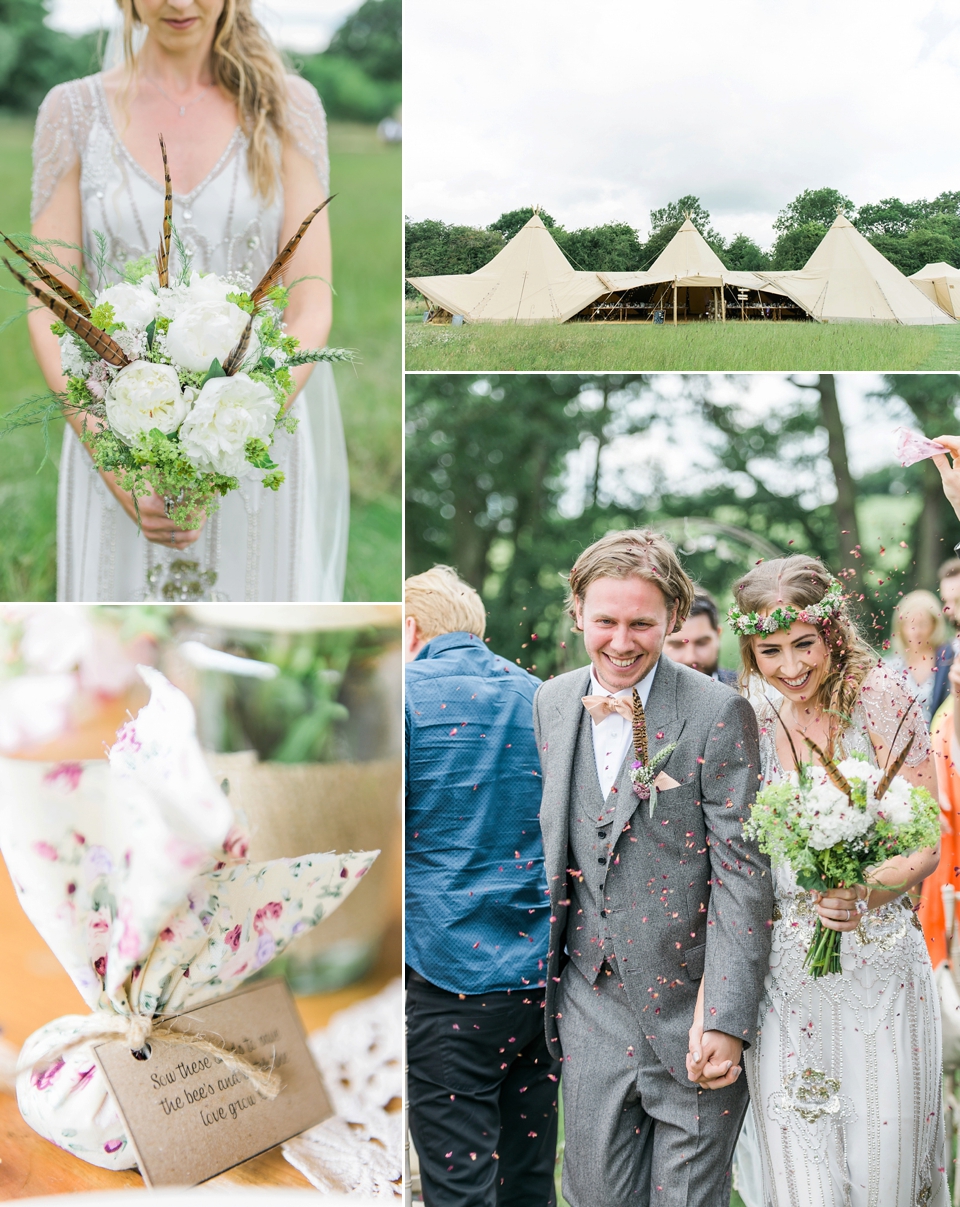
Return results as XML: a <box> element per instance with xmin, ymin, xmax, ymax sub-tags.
<box><xmin>587</xmin><ymin>661</ymin><xmax>659</xmax><ymax>799</ymax></box>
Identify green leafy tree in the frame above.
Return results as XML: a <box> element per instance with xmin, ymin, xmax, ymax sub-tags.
<box><xmin>770</xmin><ymin>221</ymin><xmax>827</xmax><ymax>270</ymax></box>
<box><xmin>724</xmin><ymin>233</ymin><xmax>770</xmax><ymax>271</ymax></box>
<box><xmin>0</xmin><ymin>0</ymin><xmax>100</xmax><ymax>113</ymax></box>
<box><xmin>855</xmin><ymin>197</ymin><xmax>924</xmax><ymax>237</ymax></box>
<box><xmin>298</xmin><ymin>54</ymin><xmax>399</xmax><ymax>122</ymax></box>
<box><xmin>326</xmin><ymin>0</ymin><xmax>400</xmax><ymax>81</ymax></box>
<box><xmin>487</xmin><ymin>208</ymin><xmax>559</xmax><ymax>242</ymax></box>
<box><xmin>404</xmin><ymin>219</ymin><xmax>505</xmax><ymax>295</ymax></box>
<box><xmin>554</xmin><ymin>222</ymin><xmax>645</xmax><ymax>271</ymax></box>
<box><xmin>773</xmin><ymin>187</ymin><xmax>854</xmax><ymax>234</ymax></box>
<box><xmin>870</xmin><ymin>228</ymin><xmax>958</xmax><ymax>276</ymax></box>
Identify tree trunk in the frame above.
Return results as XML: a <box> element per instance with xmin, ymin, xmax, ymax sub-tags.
<box><xmin>817</xmin><ymin>374</ymin><xmax>862</xmax><ymax>584</ymax></box>
<box><xmin>915</xmin><ymin>459</ymin><xmax>946</xmax><ymax>588</ymax></box>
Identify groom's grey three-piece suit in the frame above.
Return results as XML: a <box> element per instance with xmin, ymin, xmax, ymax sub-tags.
<box><xmin>534</xmin><ymin>657</ymin><xmax>774</xmax><ymax>1207</ymax></box>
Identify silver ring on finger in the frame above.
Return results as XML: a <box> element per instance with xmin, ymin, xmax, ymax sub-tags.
<box><xmin>845</xmin><ymin>908</ymin><xmax>851</xmax><ymax>921</ymax></box>
<box><xmin>170</xmin><ymin>531</ymin><xmax>177</xmax><ymax>546</ymax></box>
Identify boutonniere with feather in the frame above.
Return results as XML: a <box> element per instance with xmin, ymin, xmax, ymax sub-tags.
<box><xmin>629</xmin><ymin>696</ymin><xmax>678</xmax><ymax>818</ymax></box>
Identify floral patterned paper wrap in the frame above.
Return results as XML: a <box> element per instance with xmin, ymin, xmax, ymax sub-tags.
<box><xmin>0</xmin><ymin>668</ymin><xmax>378</xmax><ymax>1170</ymax></box>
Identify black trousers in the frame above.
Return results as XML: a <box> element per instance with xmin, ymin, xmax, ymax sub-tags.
<box><xmin>406</xmin><ymin>968</ymin><xmax>560</xmax><ymax>1207</ymax></box>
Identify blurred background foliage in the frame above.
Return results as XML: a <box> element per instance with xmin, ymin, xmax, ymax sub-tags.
<box><xmin>296</xmin><ymin>0</ymin><xmax>400</xmax><ymax>123</ymax></box>
<box><xmin>405</xmin><ymin>373</ymin><xmax>960</xmax><ymax>678</ymax></box>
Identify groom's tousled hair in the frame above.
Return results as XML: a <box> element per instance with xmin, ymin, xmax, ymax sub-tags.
<box><xmin>566</xmin><ymin>529</ymin><xmax>694</xmax><ymax>632</ymax></box>
<box><xmin>405</xmin><ymin>565</ymin><xmax>487</xmax><ymax>642</ymax></box>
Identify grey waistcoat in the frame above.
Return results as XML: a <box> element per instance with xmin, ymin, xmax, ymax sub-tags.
<box><xmin>566</xmin><ymin>707</ymin><xmax>630</xmax><ymax>982</ymax></box>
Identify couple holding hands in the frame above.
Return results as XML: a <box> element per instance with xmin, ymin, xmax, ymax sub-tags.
<box><xmin>406</xmin><ymin>528</ymin><xmax>943</xmax><ymax>1207</ymax></box>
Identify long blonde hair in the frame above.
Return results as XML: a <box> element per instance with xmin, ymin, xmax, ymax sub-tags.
<box><xmin>732</xmin><ymin>556</ymin><xmax>876</xmax><ymax>758</ymax></box>
<box><xmin>116</xmin><ymin>0</ymin><xmax>289</xmax><ymax>200</ymax></box>
<box><xmin>890</xmin><ymin>589</ymin><xmax>947</xmax><ymax>655</ymax></box>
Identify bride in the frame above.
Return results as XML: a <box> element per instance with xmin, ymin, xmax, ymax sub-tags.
<box><xmin>28</xmin><ymin>0</ymin><xmax>348</xmax><ymax>602</ymax></box>
<box><xmin>720</xmin><ymin>555</ymin><xmax>946</xmax><ymax>1207</ymax></box>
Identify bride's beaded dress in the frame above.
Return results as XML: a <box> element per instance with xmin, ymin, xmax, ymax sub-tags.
<box><xmin>32</xmin><ymin>73</ymin><xmax>348</xmax><ymax>601</ymax></box>
<box><xmin>738</xmin><ymin>666</ymin><xmax>947</xmax><ymax>1207</ymax></box>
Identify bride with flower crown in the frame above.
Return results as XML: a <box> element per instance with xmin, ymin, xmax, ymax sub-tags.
<box><xmin>720</xmin><ymin>556</ymin><xmax>946</xmax><ymax>1207</ymax></box>
<box><xmin>28</xmin><ymin>0</ymin><xmax>348</xmax><ymax>601</ymax></box>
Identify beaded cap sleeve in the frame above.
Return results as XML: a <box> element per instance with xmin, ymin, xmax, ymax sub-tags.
<box><xmin>31</xmin><ymin>78</ymin><xmax>97</xmax><ymax>222</ymax></box>
<box><xmin>285</xmin><ymin>74</ymin><xmax>330</xmax><ymax>195</ymax></box>
<box><xmin>853</xmin><ymin>661</ymin><xmax>930</xmax><ymax>767</ymax></box>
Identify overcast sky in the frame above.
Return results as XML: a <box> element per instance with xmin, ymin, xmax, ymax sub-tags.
<box><xmin>405</xmin><ymin>0</ymin><xmax>960</xmax><ymax>247</ymax></box>
<box><xmin>47</xmin><ymin>0</ymin><xmax>357</xmax><ymax>52</ymax></box>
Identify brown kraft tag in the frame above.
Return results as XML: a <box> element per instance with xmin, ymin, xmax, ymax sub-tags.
<box><xmin>92</xmin><ymin>977</ymin><xmax>332</xmax><ymax>1187</ymax></box>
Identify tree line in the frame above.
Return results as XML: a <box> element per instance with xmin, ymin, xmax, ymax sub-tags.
<box><xmin>406</xmin><ymin>373</ymin><xmax>960</xmax><ymax>678</ymax></box>
<box><xmin>0</xmin><ymin>0</ymin><xmax>399</xmax><ymax>125</ymax></box>
<box><xmin>405</xmin><ymin>188</ymin><xmax>960</xmax><ymax>295</ymax></box>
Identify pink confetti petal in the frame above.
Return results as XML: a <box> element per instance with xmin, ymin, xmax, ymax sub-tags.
<box><xmin>896</xmin><ymin>426</ymin><xmax>948</xmax><ymax>467</ymax></box>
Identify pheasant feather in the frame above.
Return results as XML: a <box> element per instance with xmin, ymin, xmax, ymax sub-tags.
<box><xmin>222</xmin><ymin>314</ymin><xmax>253</xmax><ymax>376</ymax></box>
<box><xmin>155</xmin><ymin>134</ymin><xmax>173</xmax><ymax>288</ymax></box>
<box><xmin>875</xmin><ymin>733</ymin><xmax>916</xmax><ymax>801</ymax></box>
<box><xmin>250</xmin><ymin>196</ymin><xmax>334</xmax><ymax>308</ymax></box>
<box><xmin>4</xmin><ymin>259</ymin><xmax>129</xmax><ymax>367</ymax></box>
<box><xmin>802</xmin><ymin>736</ymin><xmax>852</xmax><ymax>797</ymax></box>
<box><xmin>0</xmin><ymin>233</ymin><xmax>90</xmax><ymax>316</ymax></box>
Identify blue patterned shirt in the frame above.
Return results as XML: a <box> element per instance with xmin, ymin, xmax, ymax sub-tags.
<box><xmin>405</xmin><ymin>631</ymin><xmax>549</xmax><ymax>994</ymax></box>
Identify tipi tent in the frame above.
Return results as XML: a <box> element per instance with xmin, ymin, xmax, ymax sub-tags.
<box><xmin>909</xmin><ymin>263</ymin><xmax>960</xmax><ymax>319</ymax></box>
<box><xmin>406</xmin><ymin>214</ymin><xmax>608</xmax><ymax>323</ymax></box>
<box><xmin>758</xmin><ymin>215</ymin><xmax>954</xmax><ymax>325</ymax></box>
<box><xmin>594</xmin><ymin>217</ymin><xmax>793</xmax><ymax>322</ymax></box>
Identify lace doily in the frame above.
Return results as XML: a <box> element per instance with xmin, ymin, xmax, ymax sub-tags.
<box><xmin>282</xmin><ymin>979</ymin><xmax>402</xmax><ymax>1199</ymax></box>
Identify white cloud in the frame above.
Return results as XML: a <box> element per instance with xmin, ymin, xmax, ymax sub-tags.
<box><xmin>404</xmin><ymin>0</ymin><xmax>960</xmax><ymax>246</ymax></box>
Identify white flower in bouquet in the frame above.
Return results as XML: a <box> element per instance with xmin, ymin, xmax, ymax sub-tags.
<box><xmin>95</xmin><ymin>281</ymin><xmax>158</xmax><ymax>332</ymax></box>
<box><xmin>873</xmin><ymin>776</ymin><xmax>915</xmax><ymax>826</ymax></box>
<box><xmin>58</xmin><ymin>332</ymin><xmax>87</xmax><ymax>378</ymax></box>
<box><xmin>803</xmin><ymin>770</ymin><xmax>872</xmax><ymax>850</ymax></box>
<box><xmin>157</xmin><ymin>270</ymin><xmax>243</xmax><ymax>321</ymax></box>
<box><xmin>165</xmin><ymin>298</ymin><xmax>250</xmax><ymax>373</ymax></box>
<box><xmin>178</xmin><ymin>373</ymin><xmax>277</xmax><ymax>476</ymax></box>
<box><xmin>104</xmin><ymin>361</ymin><xmax>189</xmax><ymax>444</ymax></box>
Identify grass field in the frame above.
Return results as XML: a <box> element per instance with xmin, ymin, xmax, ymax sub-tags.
<box><xmin>404</xmin><ymin>313</ymin><xmax>960</xmax><ymax>372</ymax></box>
<box><xmin>0</xmin><ymin>115</ymin><xmax>400</xmax><ymax>602</ymax></box>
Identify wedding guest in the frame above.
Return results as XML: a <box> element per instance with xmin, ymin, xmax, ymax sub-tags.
<box><xmin>663</xmin><ymin>590</ymin><xmax>737</xmax><ymax>685</ymax></box>
<box><xmin>404</xmin><ymin>565</ymin><xmax>558</xmax><ymax>1207</ymax></box>
<box><xmin>930</xmin><ymin>560</ymin><xmax>960</xmax><ymax>718</ymax></box>
<box><xmin>919</xmin><ymin>654</ymin><xmax>960</xmax><ymax>968</ymax></box>
<box><xmin>885</xmin><ymin>589</ymin><xmax>946</xmax><ymax>725</ymax></box>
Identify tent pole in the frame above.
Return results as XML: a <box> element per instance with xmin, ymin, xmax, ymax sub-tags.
<box><xmin>721</xmin><ymin>287</ymin><xmax>726</xmax><ymax>322</ymax></box>
<box><xmin>673</xmin><ymin>281</ymin><xmax>677</xmax><ymax>326</ymax></box>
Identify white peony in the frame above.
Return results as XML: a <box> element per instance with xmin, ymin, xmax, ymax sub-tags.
<box><xmin>177</xmin><ymin>373</ymin><xmax>277</xmax><ymax>476</ymax></box>
<box><xmin>804</xmin><ymin>772</ymin><xmax>871</xmax><ymax>849</ymax></box>
<box><xmin>104</xmin><ymin>361</ymin><xmax>189</xmax><ymax>444</ymax></box>
<box><xmin>157</xmin><ymin>270</ymin><xmax>241</xmax><ymax>320</ymax></box>
<box><xmin>95</xmin><ymin>281</ymin><xmax>158</xmax><ymax>332</ymax></box>
<box><xmin>165</xmin><ymin>299</ymin><xmax>250</xmax><ymax>373</ymax></box>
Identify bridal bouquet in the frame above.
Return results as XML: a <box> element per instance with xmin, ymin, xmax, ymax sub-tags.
<box><xmin>744</xmin><ymin>741</ymin><xmax>939</xmax><ymax>977</ymax></box>
<box><xmin>1</xmin><ymin>137</ymin><xmax>351</xmax><ymax>530</ymax></box>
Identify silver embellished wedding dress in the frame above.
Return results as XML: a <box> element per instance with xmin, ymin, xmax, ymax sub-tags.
<box><xmin>31</xmin><ymin>73</ymin><xmax>348</xmax><ymax>601</ymax></box>
<box><xmin>738</xmin><ymin>666</ymin><xmax>946</xmax><ymax>1207</ymax></box>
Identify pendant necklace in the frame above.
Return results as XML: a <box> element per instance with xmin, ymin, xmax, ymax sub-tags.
<box><xmin>147</xmin><ymin>77</ymin><xmax>210</xmax><ymax>117</ymax></box>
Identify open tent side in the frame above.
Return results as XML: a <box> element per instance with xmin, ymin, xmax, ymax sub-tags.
<box><xmin>909</xmin><ymin>262</ymin><xmax>960</xmax><ymax>319</ymax></box>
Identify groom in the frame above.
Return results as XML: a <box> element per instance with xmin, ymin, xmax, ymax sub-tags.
<box><xmin>535</xmin><ymin>529</ymin><xmax>773</xmax><ymax>1207</ymax></box>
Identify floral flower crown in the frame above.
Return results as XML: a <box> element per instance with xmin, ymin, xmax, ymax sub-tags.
<box><xmin>727</xmin><ymin>579</ymin><xmax>845</xmax><ymax>637</ymax></box>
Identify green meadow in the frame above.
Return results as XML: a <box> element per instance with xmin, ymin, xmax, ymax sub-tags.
<box><xmin>404</xmin><ymin>313</ymin><xmax>960</xmax><ymax>372</ymax></box>
<box><xmin>0</xmin><ymin>116</ymin><xmax>400</xmax><ymax>602</ymax></box>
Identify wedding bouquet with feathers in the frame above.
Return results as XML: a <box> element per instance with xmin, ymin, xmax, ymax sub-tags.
<box><xmin>744</xmin><ymin>725</ymin><xmax>939</xmax><ymax>977</ymax></box>
<box><xmin>1</xmin><ymin>137</ymin><xmax>352</xmax><ymax>530</ymax></box>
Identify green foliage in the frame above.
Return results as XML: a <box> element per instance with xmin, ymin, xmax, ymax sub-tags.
<box><xmin>0</xmin><ymin>0</ymin><xmax>100</xmax><ymax>114</ymax></box>
<box><xmin>725</xmin><ymin>233</ymin><xmax>770</xmax><ymax>271</ymax></box>
<box><xmin>555</xmin><ymin>223</ymin><xmax>645</xmax><ymax>272</ymax></box>
<box><xmin>488</xmin><ymin>208</ymin><xmax>558</xmax><ymax>241</ymax></box>
<box><xmin>649</xmin><ymin>194</ymin><xmax>718</xmax><ymax>238</ymax></box>
<box><xmin>326</xmin><ymin>0</ymin><xmax>400</xmax><ymax>82</ymax></box>
<box><xmin>296</xmin><ymin>53</ymin><xmax>400</xmax><ymax>123</ymax></box>
<box><xmin>773</xmin><ymin>187</ymin><xmax>854</xmax><ymax>234</ymax></box>
<box><xmin>404</xmin><ymin>218</ymin><xmax>505</xmax><ymax>295</ymax></box>
<box><xmin>770</xmin><ymin>221</ymin><xmax>828</xmax><ymax>270</ymax></box>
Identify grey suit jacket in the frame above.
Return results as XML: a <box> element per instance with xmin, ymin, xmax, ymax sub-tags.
<box><xmin>534</xmin><ymin>656</ymin><xmax>773</xmax><ymax>1085</ymax></box>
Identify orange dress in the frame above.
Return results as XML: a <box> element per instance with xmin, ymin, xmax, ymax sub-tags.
<box><xmin>918</xmin><ymin>699</ymin><xmax>960</xmax><ymax>967</ymax></box>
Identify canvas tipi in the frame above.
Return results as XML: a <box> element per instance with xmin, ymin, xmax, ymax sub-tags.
<box><xmin>758</xmin><ymin>214</ymin><xmax>954</xmax><ymax>324</ymax></box>
<box><xmin>406</xmin><ymin>213</ymin><xmax>608</xmax><ymax>323</ymax></box>
<box><xmin>909</xmin><ymin>263</ymin><xmax>960</xmax><ymax>319</ymax></box>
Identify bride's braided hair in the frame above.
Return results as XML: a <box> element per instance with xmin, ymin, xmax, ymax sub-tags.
<box><xmin>733</xmin><ymin>556</ymin><xmax>875</xmax><ymax>759</ymax></box>
<box><xmin>117</xmin><ymin>0</ymin><xmax>290</xmax><ymax>201</ymax></box>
